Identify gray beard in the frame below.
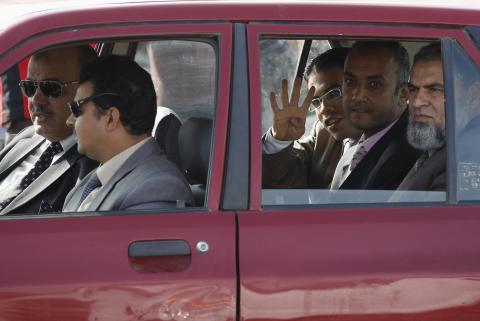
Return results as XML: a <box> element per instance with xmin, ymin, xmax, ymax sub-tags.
<box><xmin>407</xmin><ymin>119</ymin><xmax>445</xmax><ymax>151</ymax></box>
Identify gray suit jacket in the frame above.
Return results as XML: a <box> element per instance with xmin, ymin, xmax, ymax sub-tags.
<box><xmin>396</xmin><ymin>146</ymin><xmax>446</xmax><ymax>191</ymax></box>
<box><xmin>0</xmin><ymin>126</ymin><xmax>97</xmax><ymax>215</ymax></box>
<box><xmin>63</xmin><ymin>138</ymin><xmax>194</xmax><ymax>212</ymax></box>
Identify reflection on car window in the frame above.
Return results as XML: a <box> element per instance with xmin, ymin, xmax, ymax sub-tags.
<box><xmin>453</xmin><ymin>42</ymin><xmax>480</xmax><ymax>201</ymax></box>
<box><xmin>135</xmin><ymin>40</ymin><xmax>216</xmax><ymax>122</ymax></box>
<box><xmin>260</xmin><ymin>39</ymin><xmax>330</xmax><ymax>136</ymax></box>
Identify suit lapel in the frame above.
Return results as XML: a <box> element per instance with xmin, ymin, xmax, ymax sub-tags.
<box><xmin>85</xmin><ymin>138</ymin><xmax>157</xmax><ymax>211</ymax></box>
<box><xmin>1</xmin><ymin>146</ymin><xmax>82</xmax><ymax>214</ymax></box>
<box><xmin>341</xmin><ymin>109</ymin><xmax>409</xmax><ymax>189</ymax></box>
<box><xmin>0</xmin><ymin>136</ymin><xmax>44</xmax><ymax>178</ymax></box>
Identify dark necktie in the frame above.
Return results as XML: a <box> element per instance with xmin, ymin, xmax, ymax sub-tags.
<box><xmin>350</xmin><ymin>142</ymin><xmax>367</xmax><ymax>172</ymax></box>
<box><xmin>78</xmin><ymin>173</ymin><xmax>102</xmax><ymax>207</ymax></box>
<box><xmin>414</xmin><ymin>152</ymin><xmax>429</xmax><ymax>172</ymax></box>
<box><xmin>0</xmin><ymin>142</ymin><xmax>63</xmax><ymax>211</ymax></box>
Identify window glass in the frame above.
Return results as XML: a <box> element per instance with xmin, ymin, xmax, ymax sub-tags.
<box><xmin>260</xmin><ymin>39</ymin><xmax>330</xmax><ymax>136</ymax></box>
<box><xmin>134</xmin><ymin>40</ymin><xmax>216</xmax><ymax>122</ymax></box>
<box><xmin>0</xmin><ymin>38</ymin><xmax>217</xmax><ymax>216</ymax></box>
<box><xmin>261</xmin><ymin>37</ymin><xmax>447</xmax><ymax>207</ymax></box>
<box><xmin>453</xmin><ymin>42</ymin><xmax>480</xmax><ymax>201</ymax></box>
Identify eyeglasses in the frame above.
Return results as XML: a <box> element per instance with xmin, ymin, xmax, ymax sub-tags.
<box><xmin>68</xmin><ymin>93</ymin><xmax>122</xmax><ymax>117</ymax></box>
<box><xmin>19</xmin><ymin>80</ymin><xmax>79</xmax><ymax>98</ymax></box>
<box><xmin>309</xmin><ymin>86</ymin><xmax>342</xmax><ymax>112</ymax></box>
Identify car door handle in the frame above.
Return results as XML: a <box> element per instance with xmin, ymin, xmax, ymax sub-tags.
<box><xmin>128</xmin><ymin>240</ymin><xmax>191</xmax><ymax>273</ymax></box>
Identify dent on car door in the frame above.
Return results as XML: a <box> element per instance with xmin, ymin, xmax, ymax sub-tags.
<box><xmin>241</xmin><ymin>22</ymin><xmax>480</xmax><ymax>321</ymax></box>
<box><xmin>0</xmin><ymin>23</ymin><xmax>237</xmax><ymax>321</ymax></box>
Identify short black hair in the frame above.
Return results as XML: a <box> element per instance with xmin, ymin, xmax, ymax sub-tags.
<box><xmin>413</xmin><ymin>42</ymin><xmax>442</xmax><ymax>65</ymax></box>
<box><xmin>79</xmin><ymin>55</ymin><xmax>157</xmax><ymax>135</ymax></box>
<box><xmin>304</xmin><ymin>47</ymin><xmax>349</xmax><ymax>80</ymax></box>
<box><xmin>350</xmin><ymin>41</ymin><xmax>410</xmax><ymax>92</ymax></box>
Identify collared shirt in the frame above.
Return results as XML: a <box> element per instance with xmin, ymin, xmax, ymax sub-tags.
<box><xmin>357</xmin><ymin>118</ymin><xmax>397</xmax><ymax>154</ymax></box>
<box><xmin>0</xmin><ymin>134</ymin><xmax>76</xmax><ymax>202</ymax></box>
<box><xmin>78</xmin><ymin>137</ymin><xmax>149</xmax><ymax>211</ymax></box>
<box><xmin>262</xmin><ymin>128</ymin><xmax>293</xmax><ymax>154</ymax></box>
<box><xmin>330</xmin><ymin>118</ymin><xmax>400</xmax><ymax>189</ymax></box>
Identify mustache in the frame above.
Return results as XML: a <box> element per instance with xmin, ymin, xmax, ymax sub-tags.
<box><xmin>30</xmin><ymin>105</ymin><xmax>54</xmax><ymax>116</ymax></box>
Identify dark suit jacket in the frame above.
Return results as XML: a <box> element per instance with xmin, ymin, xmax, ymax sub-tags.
<box><xmin>262</xmin><ymin>121</ymin><xmax>343</xmax><ymax>188</ymax></box>
<box><xmin>0</xmin><ymin>126</ymin><xmax>98</xmax><ymax>215</ymax></box>
<box><xmin>396</xmin><ymin>147</ymin><xmax>446</xmax><ymax>191</ymax></box>
<box><xmin>340</xmin><ymin>109</ymin><xmax>421</xmax><ymax>190</ymax></box>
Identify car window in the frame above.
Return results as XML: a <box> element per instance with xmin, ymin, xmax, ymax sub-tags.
<box><xmin>260</xmin><ymin>37</ymin><xmax>449</xmax><ymax>207</ymax></box>
<box><xmin>0</xmin><ymin>38</ymin><xmax>218</xmax><ymax>215</ymax></box>
<box><xmin>453</xmin><ymin>41</ymin><xmax>480</xmax><ymax>201</ymax></box>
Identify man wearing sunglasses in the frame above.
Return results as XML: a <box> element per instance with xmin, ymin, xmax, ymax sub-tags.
<box><xmin>0</xmin><ymin>45</ymin><xmax>98</xmax><ymax>215</ymax></box>
<box><xmin>62</xmin><ymin>55</ymin><xmax>193</xmax><ymax>212</ymax></box>
<box><xmin>262</xmin><ymin>48</ymin><xmax>361</xmax><ymax>188</ymax></box>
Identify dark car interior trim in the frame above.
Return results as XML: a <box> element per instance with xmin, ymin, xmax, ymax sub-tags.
<box><xmin>221</xmin><ymin>23</ymin><xmax>250</xmax><ymax>210</ymax></box>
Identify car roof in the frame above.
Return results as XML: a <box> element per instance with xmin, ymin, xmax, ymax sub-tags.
<box><xmin>0</xmin><ymin>0</ymin><xmax>479</xmax><ymax>66</ymax></box>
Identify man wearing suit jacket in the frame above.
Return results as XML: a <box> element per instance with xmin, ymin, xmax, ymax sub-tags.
<box><xmin>0</xmin><ymin>45</ymin><xmax>98</xmax><ymax>215</ymax></box>
<box><xmin>395</xmin><ymin>43</ymin><xmax>446</xmax><ymax>192</ymax></box>
<box><xmin>63</xmin><ymin>55</ymin><xmax>193</xmax><ymax>212</ymax></box>
<box><xmin>262</xmin><ymin>48</ymin><xmax>361</xmax><ymax>188</ymax></box>
<box><xmin>331</xmin><ymin>41</ymin><xmax>420</xmax><ymax>190</ymax></box>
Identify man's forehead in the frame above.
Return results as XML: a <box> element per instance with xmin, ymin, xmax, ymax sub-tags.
<box><xmin>345</xmin><ymin>48</ymin><xmax>396</xmax><ymax>72</ymax></box>
<box><xmin>308</xmin><ymin>67</ymin><xmax>342</xmax><ymax>88</ymax></box>
<box><xmin>75</xmin><ymin>81</ymin><xmax>94</xmax><ymax>98</ymax></box>
<box><xmin>27</xmin><ymin>50</ymin><xmax>79</xmax><ymax>79</ymax></box>
<box><xmin>411</xmin><ymin>60</ymin><xmax>443</xmax><ymax>83</ymax></box>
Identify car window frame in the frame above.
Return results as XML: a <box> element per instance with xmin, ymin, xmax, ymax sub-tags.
<box><xmin>0</xmin><ymin>22</ymin><xmax>233</xmax><ymax>216</ymax></box>
<box><xmin>248</xmin><ymin>22</ymin><xmax>480</xmax><ymax>211</ymax></box>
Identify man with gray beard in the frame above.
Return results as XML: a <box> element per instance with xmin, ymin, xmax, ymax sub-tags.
<box><xmin>396</xmin><ymin>42</ymin><xmax>446</xmax><ymax>191</ymax></box>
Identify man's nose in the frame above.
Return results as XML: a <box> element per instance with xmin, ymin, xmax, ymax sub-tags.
<box><xmin>410</xmin><ymin>88</ymin><xmax>427</xmax><ymax>108</ymax></box>
<box><xmin>66</xmin><ymin>113</ymin><xmax>76</xmax><ymax>126</ymax></box>
<box><xmin>352</xmin><ymin>85</ymin><xmax>368</xmax><ymax>101</ymax></box>
<box><xmin>31</xmin><ymin>86</ymin><xmax>48</xmax><ymax>105</ymax></box>
<box><xmin>318</xmin><ymin>101</ymin><xmax>335</xmax><ymax>115</ymax></box>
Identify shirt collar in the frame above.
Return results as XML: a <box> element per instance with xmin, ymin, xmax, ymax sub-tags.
<box><xmin>96</xmin><ymin>137</ymin><xmax>150</xmax><ymax>186</ymax></box>
<box><xmin>359</xmin><ymin>117</ymin><xmax>399</xmax><ymax>153</ymax></box>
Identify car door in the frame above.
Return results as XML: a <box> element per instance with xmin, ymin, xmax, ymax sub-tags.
<box><xmin>0</xmin><ymin>9</ymin><xmax>237</xmax><ymax>321</ymax></box>
<box><xmin>240</xmin><ymin>13</ymin><xmax>480</xmax><ymax>321</ymax></box>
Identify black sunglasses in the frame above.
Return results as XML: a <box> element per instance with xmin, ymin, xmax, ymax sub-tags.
<box><xmin>68</xmin><ymin>93</ymin><xmax>122</xmax><ymax>117</ymax></box>
<box><xmin>19</xmin><ymin>80</ymin><xmax>79</xmax><ymax>98</ymax></box>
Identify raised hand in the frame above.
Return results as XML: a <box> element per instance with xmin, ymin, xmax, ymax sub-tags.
<box><xmin>269</xmin><ymin>77</ymin><xmax>315</xmax><ymax>141</ymax></box>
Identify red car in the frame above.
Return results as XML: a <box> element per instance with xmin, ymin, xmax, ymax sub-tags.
<box><xmin>1</xmin><ymin>0</ymin><xmax>480</xmax><ymax>320</ymax></box>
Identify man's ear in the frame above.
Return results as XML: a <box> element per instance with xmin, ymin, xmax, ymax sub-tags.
<box><xmin>398</xmin><ymin>83</ymin><xmax>409</xmax><ymax>108</ymax></box>
<box><xmin>104</xmin><ymin>106</ymin><xmax>121</xmax><ymax>132</ymax></box>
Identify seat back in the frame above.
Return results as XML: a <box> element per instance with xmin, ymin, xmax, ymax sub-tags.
<box><xmin>178</xmin><ymin>117</ymin><xmax>213</xmax><ymax>205</ymax></box>
<box><xmin>154</xmin><ymin>113</ymin><xmax>182</xmax><ymax>169</ymax></box>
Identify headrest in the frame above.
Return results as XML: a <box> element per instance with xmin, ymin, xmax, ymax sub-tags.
<box><xmin>178</xmin><ymin>117</ymin><xmax>212</xmax><ymax>184</ymax></box>
<box><xmin>154</xmin><ymin>113</ymin><xmax>182</xmax><ymax>168</ymax></box>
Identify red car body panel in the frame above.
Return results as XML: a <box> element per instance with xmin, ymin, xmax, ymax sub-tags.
<box><xmin>239</xmin><ymin>207</ymin><xmax>480</xmax><ymax>320</ymax></box>
<box><xmin>0</xmin><ymin>1</ymin><xmax>480</xmax><ymax>320</ymax></box>
<box><xmin>0</xmin><ymin>213</ymin><xmax>237</xmax><ymax>321</ymax></box>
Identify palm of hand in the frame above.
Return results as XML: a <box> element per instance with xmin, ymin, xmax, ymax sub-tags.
<box><xmin>269</xmin><ymin>78</ymin><xmax>315</xmax><ymax>141</ymax></box>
